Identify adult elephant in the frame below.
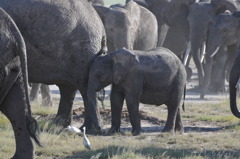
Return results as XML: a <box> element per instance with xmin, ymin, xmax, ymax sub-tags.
<box><xmin>87</xmin><ymin>47</ymin><xmax>186</xmax><ymax>135</ymax></box>
<box><xmin>127</xmin><ymin>0</ymin><xmax>170</xmax><ymax>47</ymax></box>
<box><xmin>0</xmin><ymin>0</ymin><xmax>107</xmax><ymax>130</ymax></box>
<box><xmin>129</xmin><ymin>0</ymin><xmax>192</xmax><ymax>79</ymax></box>
<box><xmin>162</xmin><ymin>0</ymin><xmax>238</xmax><ymax>89</ymax></box>
<box><xmin>229</xmin><ymin>52</ymin><xmax>240</xmax><ymax>118</ymax></box>
<box><xmin>29</xmin><ymin>83</ymin><xmax>53</xmax><ymax>106</ymax></box>
<box><xmin>0</xmin><ymin>8</ymin><xmax>41</xmax><ymax>158</ymax></box>
<box><xmin>202</xmin><ymin>11</ymin><xmax>240</xmax><ymax>98</ymax></box>
<box><xmin>94</xmin><ymin>1</ymin><xmax>158</xmax><ymax>53</ymax></box>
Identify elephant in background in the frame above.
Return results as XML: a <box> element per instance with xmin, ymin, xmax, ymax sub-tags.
<box><xmin>87</xmin><ymin>47</ymin><xmax>186</xmax><ymax>135</ymax></box>
<box><xmin>0</xmin><ymin>8</ymin><xmax>41</xmax><ymax>158</ymax></box>
<box><xmin>229</xmin><ymin>52</ymin><xmax>240</xmax><ymax>118</ymax></box>
<box><xmin>162</xmin><ymin>0</ymin><xmax>238</xmax><ymax>90</ymax></box>
<box><xmin>127</xmin><ymin>0</ymin><xmax>170</xmax><ymax>47</ymax></box>
<box><xmin>29</xmin><ymin>83</ymin><xmax>53</xmax><ymax>106</ymax></box>
<box><xmin>94</xmin><ymin>0</ymin><xmax>158</xmax><ymax>53</ymax></box>
<box><xmin>202</xmin><ymin>11</ymin><xmax>240</xmax><ymax>98</ymax></box>
<box><xmin>0</xmin><ymin>0</ymin><xmax>107</xmax><ymax>130</ymax></box>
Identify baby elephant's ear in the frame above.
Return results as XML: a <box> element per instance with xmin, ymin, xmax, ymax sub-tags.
<box><xmin>112</xmin><ymin>49</ymin><xmax>138</xmax><ymax>85</ymax></box>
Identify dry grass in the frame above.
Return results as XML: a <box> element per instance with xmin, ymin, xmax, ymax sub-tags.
<box><xmin>1</xmin><ymin>96</ymin><xmax>240</xmax><ymax>158</ymax></box>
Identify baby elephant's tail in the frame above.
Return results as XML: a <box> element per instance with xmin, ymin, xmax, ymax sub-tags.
<box><xmin>182</xmin><ymin>84</ymin><xmax>186</xmax><ymax>112</ymax></box>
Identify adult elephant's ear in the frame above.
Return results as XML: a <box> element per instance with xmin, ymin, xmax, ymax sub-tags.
<box><xmin>211</xmin><ymin>0</ymin><xmax>238</xmax><ymax>15</ymax></box>
<box><xmin>93</xmin><ymin>5</ymin><xmax>110</xmax><ymax>24</ymax></box>
<box><xmin>162</xmin><ymin>0</ymin><xmax>196</xmax><ymax>26</ymax></box>
<box><xmin>112</xmin><ymin>48</ymin><xmax>138</xmax><ymax>85</ymax></box>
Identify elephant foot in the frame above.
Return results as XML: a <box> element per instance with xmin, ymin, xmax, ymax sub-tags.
<box><xmin>52</xmin><ymin>115</ymin><xmax>71</xmax><ymax>128</ymax></box>
<box><xmin>174</xmin><ymin>126</ymin><xmax>184</xmax><ymax>134</ymax></box>
<box><xmin>105</xmin><ymin>127</ymin><xmax>120</xmax><ymax>136</ymax></box>
<box><xmin>80</xmin><ymin>124</ymin><xmax>102</xmax><ymax>135</ymax></box>
<box><xmin>162</xmin><ymin>126</ymin><xmax>174</xmax><ymax>133</ymax></box>
<box><xmin>132</xmin><ymin>129</ymin><xmax>141</xmax><ymax>136</ymax></box>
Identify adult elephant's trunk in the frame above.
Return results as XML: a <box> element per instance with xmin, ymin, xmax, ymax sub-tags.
<box><xmin>229</xmin><ymin>54</ymin><xmax>240</xmax><ymax>118</ymax></box>
<box><xmin>87</xmin><ymin>79</ymin><xmax>101</xmax><ymax>130</ymax></box>
<box><xmin>190</xmin><ymin>34</ymin><xmax>205</xmax><ymax>88</ymax></box>
<box><xmin>201</xmin><ymin>27</ymin><xmax>222</xmax><ymax>99</ymax></box>
<box><xmin>201</xmin><ymin>50</ymin><xmax>214</xmax><ymax>99</ymax></box>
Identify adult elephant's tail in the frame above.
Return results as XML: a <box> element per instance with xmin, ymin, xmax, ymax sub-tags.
<box><xmin>97</xmin><ymin>35</ymin><xmax>108</xmax><ymax>56</ymax></box>
<box><xmin>229</xmin><ymin>53</ymin><xmax>240</xmax><ymax>118</ymax></box>
<box><xmin>2</xmin><ymin>8</ymin><xmax>43</xmax><ymax>146</ymax></box>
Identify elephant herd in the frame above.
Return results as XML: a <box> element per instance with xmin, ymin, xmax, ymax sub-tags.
<box><xmin>1</xmin><ymin>0</ymin><xmax>240</xmax><ymax>158</ymax></box>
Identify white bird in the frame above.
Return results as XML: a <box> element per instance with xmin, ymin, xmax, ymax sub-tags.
<box><xmin>83</xmin><ymin>126</ymin><xmax>91</xmax><ymax>150</ymax></box>
<box><xmin>67</xmin><ymin>125</ymin><xmax>81</xmax><ymax>134</ymax></box>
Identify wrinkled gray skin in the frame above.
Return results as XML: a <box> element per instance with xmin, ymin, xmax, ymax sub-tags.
<box><xmin>129</xmin><ymin>0</ymin><xmax>193</xmax><ymax>80</ymax></box>
<box><xmin>29</xmin><ymin>83</ymin><xmax>53</xmax><ymax>106</ymax></box>
<box><xmin>94</xmin><ymin>1</ymin><xmax>158</xmax><ymax>53</ymax></box>
<box><xmin>0</xmin><ymin>8</ymin><xmax>41</xmax><ymax>159</ymax></box>
<box><xmin>138</xmin><ymin>0</ymin><xmax>188</xmax><ymax>56</ymax></box>
<box><xmin>127</xmin><ymin>0</ymin><xmax>170</xmax><ymax>47</ymax></box>
<box><xmin>229</xmin><ymin>52</ymin><xmax>240</xmax><ymax>118</ymax></box>
<box><xmin>202</xmin><ymin>11</ymin><xmax>240</xmax><ymax>98</ymax></box>
<box><xmin>209</xmin><ymin>47</ymin><xmax>229</xmax><ymax>92</ymax></box>
<box><xmin>87</xmin><ymin>48</ymin><xmax>186</xmax><ymax>135</ymax></box>
<box><xmin>88</xmin><ymin>0</ymin><xmax>104</xmax><ymax>6</ymax></box>
<box><xmin>0</xmin><ymin>0</ymin><xmax>107</xmax><ymax>130</ymax></box>
<box><xmin>162</xmin><ymin>0</ymin><xmax>238</xmax><ymax>90</ymax></box>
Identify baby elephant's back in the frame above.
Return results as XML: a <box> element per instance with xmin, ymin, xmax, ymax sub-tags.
<box><xmin>135</xmin><ymin>47</ymin><xmax>185</xmax><ymax>79</ymax></box>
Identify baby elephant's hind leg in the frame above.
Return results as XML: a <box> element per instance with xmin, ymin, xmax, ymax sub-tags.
<box><xmin>175</xmin><ymin>108</ymin><xmax>184</xmax><ymax>133</ymax></box>
<box><xmin>163</xmin><ymin>82</ymin><xmax>184</xmax><ymax>133</ymax></box>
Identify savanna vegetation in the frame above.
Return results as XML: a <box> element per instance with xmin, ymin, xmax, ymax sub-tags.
<box><xmin>1</xmin><ymin>0</ymin><xmax>240</xmax><ymax>159</ymax></box>
<box><xmin>1</xmin><ymin>94</ymin><xmax>240</xmax><ymax>159</ymax></box>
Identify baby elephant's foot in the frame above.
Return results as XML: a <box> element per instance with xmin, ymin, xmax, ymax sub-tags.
<box><xmin>106</xmin><ymin>127</ymin><xmax>120</xmax><ymax>135</ymax></box>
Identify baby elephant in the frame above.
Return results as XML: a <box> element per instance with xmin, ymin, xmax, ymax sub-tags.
<box><xmin>87</xmin><ymin>47</ymin><xmax>186</xmax><ymax>135</ymax></box>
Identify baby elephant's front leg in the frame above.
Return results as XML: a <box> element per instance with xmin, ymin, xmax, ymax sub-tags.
<box><xmin>108</xmin><ymin>87</ymin><xmax>124</xmax><ymax>135</ymax></box>
<box><xmin>126</xmin><ymin>96</ymin><xmax>141</xmax><ymax>135</ymax></box>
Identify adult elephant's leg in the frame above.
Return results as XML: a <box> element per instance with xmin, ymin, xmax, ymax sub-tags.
<box><xmin>29</xmin><ymin>83</ymin><xmax>40</xmax><ymax>102</ymax></box>
<box><xmin>40</xmin><ymin>84</ymin><xmax>53</xmax><ymax>106</ymax></box>
<box><xmin>1</xmin><ymin>81</ymin><xmax>34</xmax><ymax>159</ymax></box>
<box><xmin>54</xmin><ymin>85</ymin><xmax>77</xmax><ymax>127</ymax></box>
<box><xmin>108</xmin><ymin>86</ymin><xmax>124</xmax><ymax>134</ymax></box>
